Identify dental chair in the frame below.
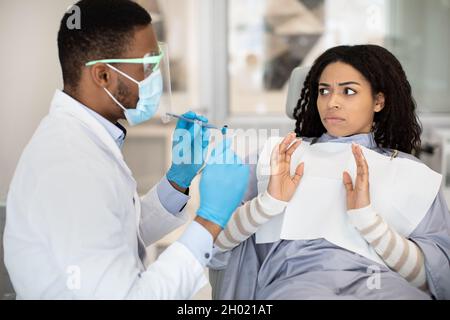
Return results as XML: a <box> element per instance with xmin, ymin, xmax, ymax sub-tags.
<box><xmin>208</xmin><ymin>65</ymin><xmax>310</xmax><ymax>299</ymax></box>
<box><xmin>285</xmin><ymin>66</ymin><xmax>310</xmax><ymax>120</ymax></box>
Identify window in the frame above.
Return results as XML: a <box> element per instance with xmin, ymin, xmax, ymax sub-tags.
<box><xmin>228</xmin><ymin>0</ymin><xmax>450</xmax><ymax>116</ymax></box>
<box><xmin>388</xmin><ymin>0</ymin><xmax>450</xmax><ymax>113</ymax></box>
<box><xmin>136</xmin><ymin>0</ymin><xmax>201</xmax><ymax>115</ymax></box>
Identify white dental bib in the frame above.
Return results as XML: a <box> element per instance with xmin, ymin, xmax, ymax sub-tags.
<box><xmin>255</xmin><ymin>137</ymin><xmax>442</xmax><ymax>265</ymax></box>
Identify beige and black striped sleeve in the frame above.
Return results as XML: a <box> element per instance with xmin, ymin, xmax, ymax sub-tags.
<box><xmin>214</xmin><ymin>190</ymin><xmax>288</xmax><ymax>252</ymax></box>
<box><xmin>348</xmin><ymin>205</ymin><xmax>428</xmax><ymax>290</ymax></box>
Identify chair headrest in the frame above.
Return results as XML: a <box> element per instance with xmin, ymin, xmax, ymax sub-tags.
<box><xmin>285</xmin><ymin>66</ymin><xmax>310</xmax><ymax>120</ymax></box>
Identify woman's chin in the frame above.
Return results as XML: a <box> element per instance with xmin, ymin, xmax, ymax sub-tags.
<box><xmin>326</xmin><ymin>129</ymin><xmax>349</xmax><ymax>138</ymax></box>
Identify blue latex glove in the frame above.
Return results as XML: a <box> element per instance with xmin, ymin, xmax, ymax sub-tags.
<box><xmin>167</xmin><ymin>111</ymin><xmax>210</xmax><ymax>188</ymax></box>
<box><xmin>196</xmin><ymin>139</ymin><xmax>250</xmax><ymax>229</ymax></box>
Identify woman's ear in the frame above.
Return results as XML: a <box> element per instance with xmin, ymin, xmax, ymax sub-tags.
<box><xmin>374</xmin><ymin>93</ymin><xmax>385</xmax><ymax>112</ymax></box>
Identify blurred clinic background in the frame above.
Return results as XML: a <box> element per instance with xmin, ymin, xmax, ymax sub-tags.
<box><xmin>1</xmin><ymin>0</ymin><xmax>450</xmax><ymax>299</ymax></box>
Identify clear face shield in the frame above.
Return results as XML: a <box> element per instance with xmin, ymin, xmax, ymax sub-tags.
<box><xmin>85</xmin><ymin>42</ymin><xmax>173</xmax><ymax>124</ymax></box>
<box><xmin>153</xmin><ymin>42</ymin><xmax>172</xmax><ymax>124</ymax></box>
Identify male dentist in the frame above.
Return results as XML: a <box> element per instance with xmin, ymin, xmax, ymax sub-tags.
<box><xmin>4</xmin><ymin>0</ymin><xmax>249</xmax><ymax>299</ymax></box>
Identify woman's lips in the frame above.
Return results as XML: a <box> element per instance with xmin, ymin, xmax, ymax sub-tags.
<box><xmin>324</xmin><ymin>117</ymin><xmax>345</xmax><ymax>124</ymax></box>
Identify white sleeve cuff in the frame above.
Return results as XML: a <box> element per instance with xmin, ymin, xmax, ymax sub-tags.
<box><xmin>156</xmin><ymin>176</ymin><xmax>191</xmax><ymax>215</ymax></box>
<box><xmin>259</xmin><ymin>190</ymin><xmax>288</xmax><ymax>216</ymax></box>
<box><xmin>177</xmin><ymin>221</ymin><xmax>213</xmax><ymax>267</ymax></box>
<box><xmin>347</xmin><ymin>204</ymin><xmax>379</xmax><ymax>230</ymax></box>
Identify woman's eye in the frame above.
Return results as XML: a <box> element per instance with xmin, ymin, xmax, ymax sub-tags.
<box><xmin>319</xmin><ymin>88</ymin><xmax>330</xmax><ymax>95</ymax></box>
<box><xmin>344</xmin><ymin>88</ymin><xmax>357</xmax><ymax>95</ymax></box>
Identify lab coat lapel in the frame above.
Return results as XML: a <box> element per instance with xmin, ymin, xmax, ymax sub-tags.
<box><xmin>50</xmin><ymin>91</ymin><xmax>145</xmax><ymax>252</ymax></box>
<box><xmin>49</xmin><ymin>90</ymin><xmax>133</xmax><ymax>177</ymax></box>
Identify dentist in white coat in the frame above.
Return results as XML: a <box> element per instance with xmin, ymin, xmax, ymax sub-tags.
<box><xmin>3</xmin><ymin>0</ymin><xmax>249</xmax><ymax>299</ymax></box>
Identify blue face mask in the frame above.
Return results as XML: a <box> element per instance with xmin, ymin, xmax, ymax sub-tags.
<box><xmin>104</xmin><ymin>64</ymin><xmax>163</xmax><ymax>126</ymax></box>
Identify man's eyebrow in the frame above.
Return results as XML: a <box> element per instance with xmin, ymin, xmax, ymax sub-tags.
<box><xmin>319</xmin><ymin>81</ymin><xmax>361</xmax><ymax>87</ymax></box>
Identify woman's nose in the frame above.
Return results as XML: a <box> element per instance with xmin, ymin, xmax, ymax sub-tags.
<box><xmin>327</xmin><ymin>92</ymin><xmax>341</xmax><ymax>110</ymax></box>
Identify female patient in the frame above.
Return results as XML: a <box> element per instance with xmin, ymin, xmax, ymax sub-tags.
<box><xmin>209</xmin><ymin>44</ymin><xmax>450</xmax><ymax>299</ymax></box>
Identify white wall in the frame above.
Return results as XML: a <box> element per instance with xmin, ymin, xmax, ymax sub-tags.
<box><xmin>0</xmin><ymin>0</ymin><xmax>75</xmax><ymax>201</ymax></box>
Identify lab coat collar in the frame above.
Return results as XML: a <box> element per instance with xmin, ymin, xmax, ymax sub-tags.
<box><xmin>78</xmin><ymin>103</ymin><xmax>127</xmax><ymax>149</ymax></box>
<box><xmin>49</xmin><ymin>90</ymin><xmax>132</xmax><ymax>175</ymax></box>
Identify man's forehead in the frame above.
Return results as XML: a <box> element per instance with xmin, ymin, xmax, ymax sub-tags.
<box><xmin>129</xmin><ymin>25</ymin><xmax>158</xmax><ymax>57</ymax></box>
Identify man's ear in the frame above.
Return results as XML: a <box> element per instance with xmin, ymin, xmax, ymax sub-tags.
<box><xmin>89</xmin><ymin>64</ymin><xmax>114</xmax><ymax>88</ymax></box>
<box><xmin>374</xmin><ymin>93</ymin><xmax>385</xmax><ymax>112</ymax></box>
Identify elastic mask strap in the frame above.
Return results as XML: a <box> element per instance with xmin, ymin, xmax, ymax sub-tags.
<box><xmin>104</xmin><ymin>87</ymin><xmax>127</xmax><ymax>112</ymax></box>
<box><xmin>106</xmin><ymin>64</ymin><xmax>139</xmax><ymax>85</ymax></box>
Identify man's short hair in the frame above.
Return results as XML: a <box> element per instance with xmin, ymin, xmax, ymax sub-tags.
<box><xmin>58</xmin><ymin>0</ymin><xmax>152</xmax><ymax>90</ymax></box>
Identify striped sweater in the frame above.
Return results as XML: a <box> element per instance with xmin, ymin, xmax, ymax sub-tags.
<box><xmin>215</xmin><ymin>190</ymin><xmax>287</xmax><ymax>251</ymax></box>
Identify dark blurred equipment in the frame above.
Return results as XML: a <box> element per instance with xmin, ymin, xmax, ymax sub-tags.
<box><xmin>1</xmin><ymin>204</ymin><xmax>15</xmax><ymax>300</ymax></box>
<box><xmin>263</xmin><ymin>0</ymin><xmax>324</xmax><ymax>90</ymax></box>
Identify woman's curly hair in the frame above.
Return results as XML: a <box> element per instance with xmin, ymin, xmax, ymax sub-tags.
<box><xmin>292</xmin><ymin>44</ymin><xmax>422</xmax><ymax>154</ymax></box>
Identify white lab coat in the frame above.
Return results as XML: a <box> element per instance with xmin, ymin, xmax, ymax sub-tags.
<box><xmin>3</xmin><ymin>90</ymin><xmax>207</xmax><ymax>299</ymax></box>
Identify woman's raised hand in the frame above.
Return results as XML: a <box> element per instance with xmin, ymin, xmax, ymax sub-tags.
<box><xmin>343</xmin><ymin>143</ymin><xmax>371</xmax><ymax>210</ymax></box>
<box><xmin>267</xmin><ymin>133</ymin><xmax>304</xmax><ymax>202</ymax></box>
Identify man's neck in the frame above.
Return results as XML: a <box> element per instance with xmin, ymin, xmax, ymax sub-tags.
<box><xmin>63</xmin><ymin>87</ymin><xmax>118</xmax><ymax>124</ymax></box>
